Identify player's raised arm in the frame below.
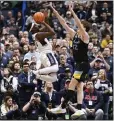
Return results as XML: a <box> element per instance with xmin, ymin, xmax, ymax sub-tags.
<box><xmin>49</xmin><ymin>3</ymin><xmax>75</xmax><ymax>39</ymax></box>
<box><xmin>35</xmin><ymin>21</ymin><xmax>55</xmax><ymax>41</ymax></box>
<box><xmin>41</xmin><ymin>21</ymin><xmax>55</xmax><ymax>35</ymax></box>
<box><xmin>69</xmin><ymin>3</ymin><xmax>89</xmax><ymax>43</ymax></box>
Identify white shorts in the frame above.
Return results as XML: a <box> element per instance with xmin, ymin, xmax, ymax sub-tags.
<box><xmin>39</xmin><ymin>51</ymin><xmax>58</xmax><ymax>68</ymax></box>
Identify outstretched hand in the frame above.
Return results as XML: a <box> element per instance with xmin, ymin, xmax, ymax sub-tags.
<box><xmin>48</xmin><ymin>2</ymin><xmax>57</xmax><ymax>14</ymax></box>
<box><xmin>49</xmin><ymin>2</ymin><xmax>53</xmax><ymax>8</ymax></box>
<box><xmin>45</xmin><ymin>2</ymin><xmax>54</xmax><ymax>9</ymax></box>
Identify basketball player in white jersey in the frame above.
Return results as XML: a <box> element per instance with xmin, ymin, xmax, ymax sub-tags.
<box><xmin>27</xmin><ymin>21</ymin><xmax>58</xmax><ymax>82</ymax></box>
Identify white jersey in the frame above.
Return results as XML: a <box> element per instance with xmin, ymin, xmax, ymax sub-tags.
<box><xmin>32</xmin><ymin>33</ymin><xmax>52</xmax><ymax>53</ymax></box>
<box><xmin>32</xmin><ymin>33</ymin><xmax>58</xmax><ymax>67</ymax></box>
<box><xmin>36</xmin><ymin>39</ymin><xmax>52</xmax><ymax>53</ymax></box>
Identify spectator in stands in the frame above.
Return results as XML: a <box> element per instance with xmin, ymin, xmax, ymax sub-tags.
<box><xmin>100</xmin><ymin>22</ymin><xmax>112</xmax><ymax>37</ymax></box>
<box><xmin>22</xmin><ymin>92</ymin><xmax>46</xmax><ymax>120</ymax></box>
<box><xmin>103</xmin><ymin>47</ymin><xmax>113</xmax><ymax>82</ymax></box>
<box><xmin>58</xmin><ymin>54</ymin><xmax>73</xmax><ymax>86</ymax></box>
<box><xmin>80</xmin><ymin>80</ymin><xmax>104</xmax><ymax>120</ymax></box>
<box><xmin>6</xmin><ymin>11</ymin><xmax>13</xmax><ymax>26</ymax></box>
<box><xmin>89</xmin><ymin>46</ymin><xmax>99</xmax><ymax>61</ymax></box>
<box><xmin>41</xmin><ymin>82</ymin><xmax>59</xmax><ymax>119</ymax></box>
<box><xmin>95</xmin><ymin>69</ymin><xmax>112</xmax><ymax>119</ymax></box>
<box><xmin>13</xmin><ymin>41</ymin><xmax>20</xmax><ymax>49</ymax></box>
<box><xmin>7</xmin><ymin>60</ymin><xmax>14</xmax><ymax>72</ymax></box>
<box><xmin>101</xmin><ymin>34</ymin><xmax>113</xmax><ymax>49</ymax></box>
<box><xmin>22</xmin><ymin>44</ymin><xmax>29</xmax><ymax>55</ymax></box>
<box><xmin>65</xmin><ymin>11</ymin><xmax>76</xmax><ymax>30</ymax></box>
<box><xmin>107</xmin><ymin>42</ymin><xmax>113</xmax><ymax>56</ymax></box>
<box><xmin>8</xmin><ymin>17</ymin><xmax>18</xmax><ymax>37</ymax></box>
<box><xmin>91</xmin><ymin>35</ymin><xmax>100</xmax><ymax>47</ymax></box>
<box><xmin>0</xmin><ymin>96</ymin><xmax>21</xmax><ymax>119</ymax></box>
<box><xmin>4</xmin><ymin>41</ymin><xmax>13</xmax><ymax>60</ymax></box>
<box><xmin>12</xmin><ymin>61</ymin><xmax>21</xmax><ymax>78</ymax></box>
<box><xmin>88</xmin><ymin>42</ymin><xmax>94</xmax><ymax>62</ymax></box>
<box><xmin>89</xmin><ymin>52</ymin><xmax>110</xmax><ymax>80</ymax></box>
<box><xmin>58</xmin><ymin>78</ymin><xmax>77</xmax><ymax>105</ymax></box>
<box><xmin>23</xmin><ymin>31</ymin><xmax>29</xmax><ymax>40</ymax></box>
<box><xmin>12</xmin><ymin>48</ymin><xmax>23</xmax><ymax>62</ymax></box>
<box><xmin>1</xmin><ymin>68</ymin><xmax>18</xmax><ymax>94</ymax></box>
<box><xmin>23</xmin><ymin>41</ymin><xmax>40</xmax><ymax>61</ymax></box>
<box><xmin>25</xmin><ymin>10</ymin><xmax>36</xmax><ymax>26</ymax></box>
<box><xmin>20</xmin><ymin>37</ymin><xmax>29</xmax><ymax>46</ymax></box>
<box><xmin>3</xmin><ymin>84</ymin><xmax>19</xmax><ymax>106</ymax></box>
<box><xmin>89</xmin><ymin>23</ymin><xmax>102</xmax><ymax>42</ymax></box>
<box><xmin>77</xmin><ymin>5</ymin><xmax>86</xmax><ymax>20</ymax></box>
<box><xmin>8</xmin><ymin>34</ymin><xmax>15</xmax><ymax>43</ymax></box>
<box><xmin>18</xmin><ymin>31</ymin><xmax>23</xmax><ymax>41</ymax></box>
<box><xmin>18</xmin><ymin>61</ymin><xmax>37</xmax><ymax>108</ymax></box>
<box><xmin>0</xmin><ymin>44</ymin><xmax>9</xmax><ymax>68</ymax></box>
<box><xmin>103</xmin><ymin>47</ymin><xmax>113</xmax><ymax>66</ymax></box>
<box><xmin>0</xmin><ymin>14</ymin><xmax>6</xmax><ymax>28</ymax></box>
<box><xmin>100</xmin><ymin>2</ymin><xmax>112</xmax><ymax>17</ymax></box>
<box><xmin>59</xmin><ymin>68</ymin><xmax>72</xmax><ymax>90</ymax></box>
<box><xmin>54</xmin><ymin>44</ymin><xmax>61</xmax><ymax>61</ymax></box>
<box><xmin>60</xmin><ymin>46</ymin><xmax>70</xmax><ymax>58</ymax></box>
<box><xmin>16</xmin><ymin>11</ymin><xmax>22</xmax><ymax>31</ymax></box>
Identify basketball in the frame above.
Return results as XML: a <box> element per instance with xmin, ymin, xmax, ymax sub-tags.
<box><xmin>33</xmin><ymin>12</ymin><xmax>45</xmax><ymax>23</ymax></box>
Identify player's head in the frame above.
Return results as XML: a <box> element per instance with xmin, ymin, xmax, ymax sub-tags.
<box><xmin>26</xmin><ymin>23</ymin><xmax>41</xmax><ymax>34</ymax></box>
<box><xmin>78</xmin><ymin>20</ymin><xmax>90</xmax><ymax>32</ymax></box>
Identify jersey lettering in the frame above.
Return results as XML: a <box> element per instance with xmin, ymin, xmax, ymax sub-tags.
<box><xmin>73</xmin><ymin>37</ymin><xmax>80</xmax><ymax>50</ymax></box>
<box><xmin>46</xmin><ymin>53</ymin><xmax>56</xmax><ymax>66</ymax></box>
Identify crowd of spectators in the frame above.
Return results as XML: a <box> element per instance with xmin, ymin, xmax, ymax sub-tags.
<box><xmin>0</xmin><ymin>1</ymin><xmax>113</xmax><ymax>120</ymax></box>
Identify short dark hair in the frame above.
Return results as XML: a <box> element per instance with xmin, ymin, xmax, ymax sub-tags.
<box><xmin>86</xmin><ymin>79</ymin><xmax>92</xmax><ymax>85</ymax></box>
<box><xmin>12</xmin><ymin>61</ymin><xmax>21</xmax><ymax>70</ymax></box>
<box><xmin>81</xmin><ymin>20</ymin><xmax>91</xmax><ymax>32</ymax></box>
<box><xmin>22</xmin><ymin>61</ymin><xmax>29</xmax><ymax>67</ymax></box>
<box><xmin>55</xmin><ymin>45</ymin><xmax>60</xmax><ymax>48</ymax></box>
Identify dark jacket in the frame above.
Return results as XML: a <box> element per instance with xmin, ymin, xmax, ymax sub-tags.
<box><xmin>18</xmin><ymin>71</ymin><xmax>36</xmax><ymax>104</ymax></box>
<box><xmin>83</xmin><ymin>89</ymin><xmax>103</xmax><ymax>111</ymax></box>
<box><xmin>41</xmin><ymin>90</ymin><xmax>59</xmax><ymax>108</ymax></box>
<box><xmin>25</xmin><ymin>102</ymin><xmax>46</xmax><ymax>120</ymax></box>
<box><xmin>0</xmin><ymin>53</ymin><xmax>9</xmax><ymax>68</ymax></box>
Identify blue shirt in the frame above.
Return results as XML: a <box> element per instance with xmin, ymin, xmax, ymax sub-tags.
<box><xmin>24</xmin><ymin>51</ymin><xmax>40</xmax><ymax>61</ymax></box>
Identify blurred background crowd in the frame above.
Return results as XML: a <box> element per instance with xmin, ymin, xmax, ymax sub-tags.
<box><xmin>0</xmin><ymin>1</ymin><xmax>113</xmax><ymax>120</ymax></box>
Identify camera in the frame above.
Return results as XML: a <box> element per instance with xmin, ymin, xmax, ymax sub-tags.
<box><xmin>33</xmin><ymin>92</ymin><xmax>41</xmax><ymax>98</ymax></box>
<box><xmin>33</xmin><ymin>93</ymin><xmax>39</xmax><ymax>98</ymax></box>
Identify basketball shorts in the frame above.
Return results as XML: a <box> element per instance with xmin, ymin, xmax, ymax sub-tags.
<box><xmin>73</xmin><ymin>62</ymin><xmax>90</xmax><ymax>82</ymax></box>
<box><xmin>40</xmin><ymin>52</ymin><xmax>58</xmax><ymax>68</ymax></box>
